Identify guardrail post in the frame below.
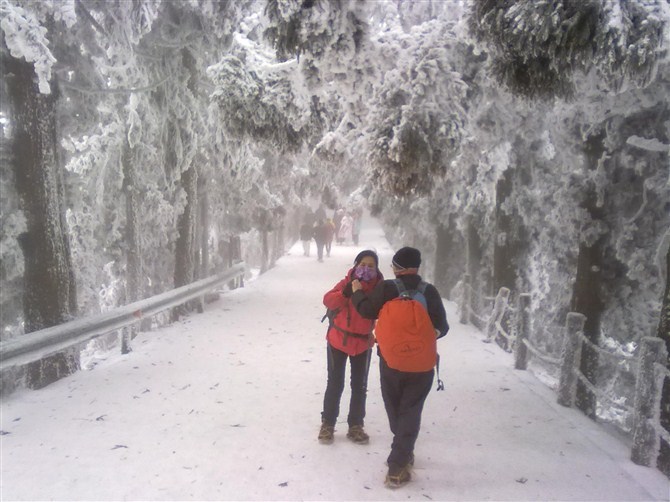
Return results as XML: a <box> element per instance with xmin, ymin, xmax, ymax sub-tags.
<box><xmin>514</xmin><ymin>293</ymin><xmax>531</xmax><ymax>370</ymax></box>
<box><xmin>485</xmin><ymin>287</ymin><xmax>510</xmax><ymax>343</ymax></box>
<box><xmin>631</xmin><ymin>337</ymin><xmax>668</xmax><ymax>466</ymax></box>
<box><xmin>557</xmin><ymin>312</ymin><xmax>586</xmax><ymax>407</ymax></box>
<box><xmin>459</xmin><ymin>274</ymin><xmax>471</xmax><ymax>325</ymax></box>
<box><xmin>121</xmin><ymin>327</ymin><xmax>131</xmax><ymax>354</ymax></box>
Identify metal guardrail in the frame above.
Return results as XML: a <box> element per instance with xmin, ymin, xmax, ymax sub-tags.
<box><xmin>0</xmin><ymin>262</ymin><xmax>246</xmax><ymax>372</ymax></box>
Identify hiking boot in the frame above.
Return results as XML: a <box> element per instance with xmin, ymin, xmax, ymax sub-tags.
<box><xmin>385</xmin><ymin>463</ymin><xmax>411</xmax><ymax>489</ymax></box>
<box><xmin>386</xmin><ymin>453</ymin><xmax>414</xmax><ymax>467</ymax></box>
<box><xmin>346</xmin><ymin>424</ymin><xmax>369</xmax><ymax>444</ymax></box>
<box><xmin>318</xmin><ymin>422</ymin><xmax>334</xmax><ymax>444</ymax></box>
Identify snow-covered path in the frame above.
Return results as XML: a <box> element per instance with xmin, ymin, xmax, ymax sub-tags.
<box><xmin>1</xmin><ymin>217</ymin><xmax>668</xmax><ymax>501</ymax></box>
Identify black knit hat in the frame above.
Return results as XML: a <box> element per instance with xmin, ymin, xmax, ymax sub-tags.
<box><xmin>354</xmin><ymin>249</ymin><xmax>379</xmax><ymax>267</ymax></box>
<box><xmin>392</xmin><ymin>247</ymin><xmax>421</xmax><ymax>269</ymax></box>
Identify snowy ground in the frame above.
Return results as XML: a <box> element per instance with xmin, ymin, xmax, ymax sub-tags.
<box><xmin>1</xmin><ymin>216</ymin><xmax>668</xmax><ymax>501</ymax></box>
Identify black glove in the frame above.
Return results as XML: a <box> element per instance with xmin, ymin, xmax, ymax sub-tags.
<box><xmin>342</xmin><ymin>281</ymin><xmax>353</xmax><ymax>297</ymax></box>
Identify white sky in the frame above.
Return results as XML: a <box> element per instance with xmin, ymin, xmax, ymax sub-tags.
<box><xmin>1</xmin><ymin>216</ymin><xmax>668</xmax><ymax>501</ymax></box>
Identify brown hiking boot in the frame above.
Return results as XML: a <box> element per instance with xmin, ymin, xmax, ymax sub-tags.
<box><xmin>385</xmin><ymin>463</ymin><xmax>411</xmax><ymax>488</ymax></box>
<box><xmin>318</xmin><ymin>422</ymin><xmax>334</xmax><ymax>444</ymax></box>
<box><xmin>346</xmin><ymin>424</ymin><xmax>369</xmax><ymax>444</ymax></box>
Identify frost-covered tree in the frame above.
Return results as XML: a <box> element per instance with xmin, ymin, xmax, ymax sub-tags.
<box><xmin>1</xmin><ymin>0</ymin><xmax>81</xmax><ymax>333</ymax></box>
<box><xmin>469</xmin><ymin>0</ymin><xmax>667</xmax><ymax>99</ymax></box>
<box><xmin>466</xmin><ymin>0</ymin><xmax>669</xmax><ymax>422</ymax></box>
<box><xmin>262</xmin><ymin>0</ymin><xmax>395</xmax><ymax>208</ymax></box>
<box><xmin>366</xmin><ymin>24</ymin><xmax>467</xmax><ymax>196</ymax></box>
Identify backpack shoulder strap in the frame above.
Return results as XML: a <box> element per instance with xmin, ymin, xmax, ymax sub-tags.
<box><xmin>393</xmin><ymin>278</ymin><xmax>406</xmax><ymax>294</ymax></box>
<box><xmin>417</xmin><ymin>281</ymin><xmax>428</xmax><ymax>294</ymax></box>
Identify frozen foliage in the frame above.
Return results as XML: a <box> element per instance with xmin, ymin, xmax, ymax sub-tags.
<box><xmin>0</xmin><ymin>0</ymin><xmax>57</xmax><ymax>94</ymax></box>
<box><xmin>367</xmin><ymin>20</ymin><xmax>468</xmax><ymax>196</ymax></box>
<box><xmin>208</xmin><ymin>55</ymin><xmax>303</xmax><ymax>151</ymax></box>
<box><xmin>264</xmin><ymin>0</ymin><xmax>369</xmax><ymax>65</ymax></box>
<box><xmin>470</xmin><ymin>0</ymin><xmax>667</xmax><ymax>98</ymax></box>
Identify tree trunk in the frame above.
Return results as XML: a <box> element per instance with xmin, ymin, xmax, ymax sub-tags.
<box><xmin>174</xmin><ymin>164</ymin><xmax>198</xmax><ymax>289</ymax></box>
<box><xmin>122</xmin><ymin>137</ymin><xmax>141</xmax><ymax>304</ymax></box>
<box><xmin>260</xmin><ymin>230</ymin><xmax>269</xmax><ymax>274</ymax></box>
<box><xmin>198</xmin><ymin>183</ymin><xmax>209</xmax><ymax>279</ymax></box>
<box><xmin>659</xmin><ymin>246</ymin><xmax>670</xmax><ymax>354</ymax></box>
<box><xmin>466</xmin><ymin>216</ymin><xmax>487</xmax><ymax>329</ymax></box>
<box><xmin>570</xmin><ymin>238</ymin><xmax>604</xmax><ymax>419</ymax></box>
<box><xmin>570</xmin><ymin>131</ymin><xmax>607</xmax><ymax>421</ymax></box>
<box><xmin>657</xmin><ymin>245</ymin><xmax>670</xmax><ymax>477</ymax></box>
<box><xmin>5</xmin><ymin>55</ymin><xmax>77</xmax><ymax>333</ymax></box>
<box><xmin>493</xmin><ymin>170</ymin><xmax>518</xmax><ymax>292</ymax></box>
<box><xmin>434</xmin><ymin>217</ymin><xmax>464</xmax><ymax>299</ymax></box>
<box><xmin>271</xmin><ymin>220</ymin><xmax>285</xmax><ymax>267</ymax></box>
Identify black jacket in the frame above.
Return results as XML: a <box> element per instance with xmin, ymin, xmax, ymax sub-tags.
<box><xmin>351</xmin><ymin>274</ymin><xmax>449</xmax><ymax>338</ymax></box>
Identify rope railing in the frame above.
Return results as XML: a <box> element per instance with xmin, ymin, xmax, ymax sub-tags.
<box><xmin>461</xmin><ymin>280</ymin><xmax>494</xmax><ymax>329</ymax></box>
<box><xmin>580</xmin><ymin>334</ymin><xmax>640</xmax><ymax>370</ymax></box>
<box><xmin>457</xmin><ymin>276</ymin><xmax>669</xmax><ymax>472</ymax></box>
<box><xmin>483</xmin><ymin>287</ymin><xmax>512</xmax><ymax>345</ymax></box>
<box><xmin>573</xmin><ymin>368</ymin><xmax>635</xmax><ymax>414</ymax></box>
<box><xmin>522</xmin><ymin>338</ymin><xmax>562</xmax><ymax>366</ymax></box>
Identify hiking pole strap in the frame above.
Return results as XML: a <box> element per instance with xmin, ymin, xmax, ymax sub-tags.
<box><xmin>436</xmin><ymin>353</ymin><xmax>444</xmax><ymax>391</ymax></box>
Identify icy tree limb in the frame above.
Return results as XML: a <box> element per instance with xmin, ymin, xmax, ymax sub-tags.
<box><xmin>60</xmin><ymin>76</ymin><xmax>170</xmax><ymax>95</ymax></box>
<box><xmin>625</xmin><ymin>135</ymin><xmax>669</xmax><ymax>153</ymax></box>
<box><xmin>74</xmin><ymin>0</ymin><xmax>108</xmax><ymax>37</ymax></box>
<box><xmin>485</xmin><ymin>287</ymin><xmax>510</xmax><ymax>342</ymax></box>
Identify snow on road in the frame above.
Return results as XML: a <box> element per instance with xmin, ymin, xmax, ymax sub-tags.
<box><xmin>1</xmin><ymin>216</ymin><xmax>668</xmax><ymax>501</ymax></box>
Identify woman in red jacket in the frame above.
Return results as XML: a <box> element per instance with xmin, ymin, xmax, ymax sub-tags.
<box><xmin>319</xmin><ymin>250</ymin><xmax>383</xmax><ymax>445</ymax></box>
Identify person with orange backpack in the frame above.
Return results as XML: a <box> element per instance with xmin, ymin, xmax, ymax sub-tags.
<box><xmin>319</xmin><ymin>250</ymin><xmax>384</xmax><ymax>445</ymax></box>
<box><xmin>351</xmin><ymin>246</ymin><xmax>448</xmax><ymax>488</ymax></box>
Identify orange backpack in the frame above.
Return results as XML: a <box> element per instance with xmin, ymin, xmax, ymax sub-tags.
<box><xmin>375</xmin><ymin>279</ymin><xmax>437</xmax><ymax>372</ymax></box>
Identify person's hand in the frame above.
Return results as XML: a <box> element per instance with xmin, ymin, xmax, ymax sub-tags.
<box><xmin>351</xmin><ymin>279</ymin><xmax>362</xmax><ymax>293</ymax></box>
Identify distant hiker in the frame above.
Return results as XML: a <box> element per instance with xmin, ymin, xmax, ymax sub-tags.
<box><xmin>315</xmin><ymin>203</ymin><xmax>327</xmax><ymax>222</ymax></box>
<box><xmin>319</xmin><ymin>250</ymin><xmax>384</xmax><ymax>445</ymax></box>
<box><xmin>324</xmin><ymin>219</ymin><xmax>335</xmax><ymax>257</ymax></box>
<box><xmin>313</xmin><ymin>220</ymin><xmax>329</xmax><ymax>262</ymax></box>
<box><xmin>352</xmin><ymin>211</ymin><xmax>362</xmax><ymax>245</ymax></box>
<box><xmin>351</xmin><ymin>246</ymin><xmax>448</xmax><ymax>488</ymax></box>
<box><xmin>338</xmin><ymin>213</ymin><xmax>353</xmax><ymax>245</ymax></box>
<box><xmin>333</xmin><ymin>208</ymin><xmax>344</xmax><ymax>238</ymax></box>
<box><xmin>300</xmin><ymin>222</ymin><xmax>314</xmax><ymax>257</ymax></box>
<box><xmin>303</xmin><ymin>208</ymin><xmax>316</xmax><ymax>228</ymax></box>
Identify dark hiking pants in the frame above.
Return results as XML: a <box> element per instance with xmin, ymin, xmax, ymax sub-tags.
<box><xmin>322</xmin><ymin>344</ymin><xmax>372</xmax><ymax>427</ymax></box>
<box><xmin>379</xmin><ymin>356</ymin><xmax>434</xmax><ymax>468</ymax></box>
<box><xmin>316</xmin><ymin>241</ymin><xmax>325</xmax><ymax>260</ymax></box>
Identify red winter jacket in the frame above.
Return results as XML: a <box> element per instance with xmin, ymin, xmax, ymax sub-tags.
<box><xmin>323</xmin><ymin>268</ymin><xmax>383</xmax><ymax>356</ymax></box>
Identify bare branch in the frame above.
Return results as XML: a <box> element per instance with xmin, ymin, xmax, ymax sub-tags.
<box><xmin>60</xmin><ymin>76</ymin><xmax>171</xmax><ymax>95</ymax></box>
<box><xmin>75</xmin><ymin>0</ymin><xmax>108</xmax><ymax>37</ymax></box>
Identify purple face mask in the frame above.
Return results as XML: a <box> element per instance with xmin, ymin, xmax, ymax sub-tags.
<box><xmin>354</xmin><ymin>266</ymin><xmax>377</xmax><ymax>282</ymax></box>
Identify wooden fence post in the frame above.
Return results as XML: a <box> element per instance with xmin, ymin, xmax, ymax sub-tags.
<box><xmin>485</xmin><ymin>287</ymin><xmax>510</xmax><ymax>343</ymax></box>
<box><xmin>514</xmin><ymin>293</ymin><xmax>531</xmax><ymax>370</ymax></box>
<box><xmin>631</xmin><ymin>337</ymin><xmax>668</xmax><ymax>466</ymax></box>
<box><xmin>459</xmin><ymin>273</ymin><xmax>471</xmax><ymax>325</ymax></box>
<box><xmin>557</xmin><ymin>312</ymin><xmax>586</xmax><ymax>407</ymax></box>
